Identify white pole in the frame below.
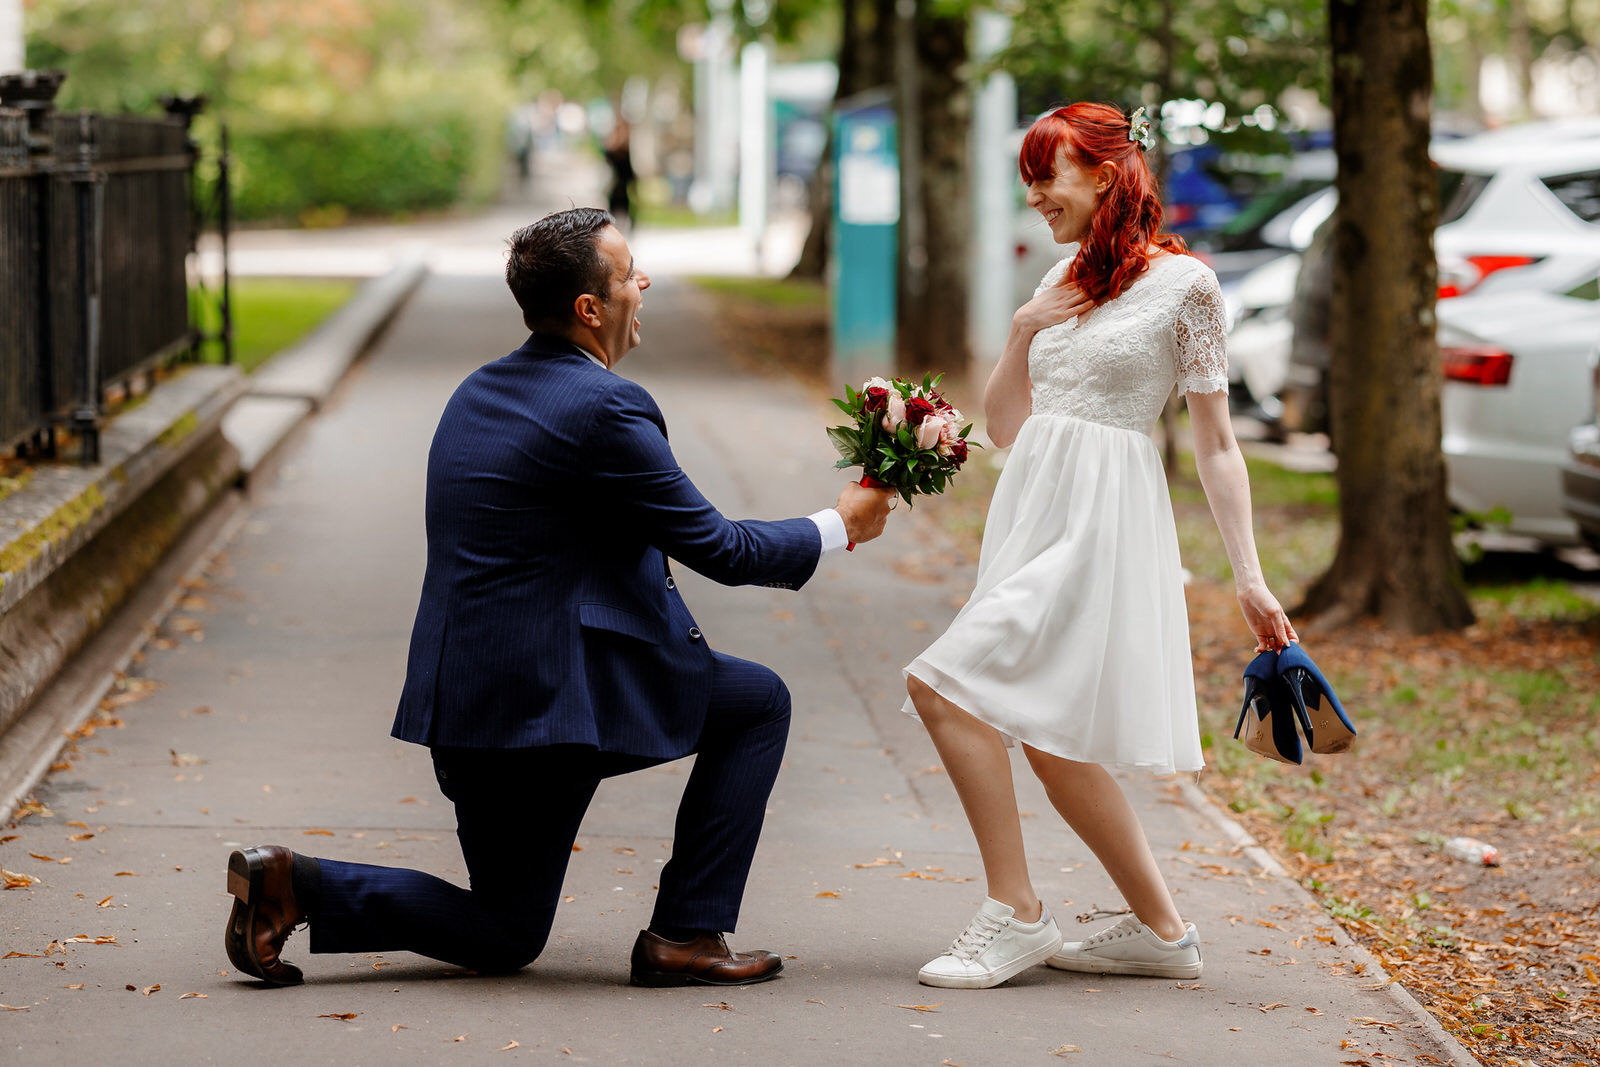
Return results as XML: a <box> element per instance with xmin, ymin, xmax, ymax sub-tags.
<box><xmin>969</xmin><ymin>10</ymin><xmax>1016</xmax><ymax>385</ymax></box>
<box><xmin>738</xmin><ymin>40</ymin><xmax>770</xmax><ymax>267</ymax></box>
<box><xmin>0</xmin><ymin>0</ymin><xmax>24</xmax><ymax>76</ymax></box>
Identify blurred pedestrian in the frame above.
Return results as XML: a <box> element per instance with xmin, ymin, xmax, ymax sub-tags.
<box><xmin>605</xmin><ymin>118</ymin><xmax>636</xmax><ymax>228</ymax></box>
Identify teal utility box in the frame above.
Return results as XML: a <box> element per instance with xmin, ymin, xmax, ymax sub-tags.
<box><xmin>829</xmin><ymin>96</ymin><xmax>898</xmax><ymax>389</ymax></box>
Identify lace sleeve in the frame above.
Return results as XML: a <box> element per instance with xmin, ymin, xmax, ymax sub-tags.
<box><xmin>1174</xmin><ymin>270</ymin><xmax>1229</xmax><ymax>397</ymax></box>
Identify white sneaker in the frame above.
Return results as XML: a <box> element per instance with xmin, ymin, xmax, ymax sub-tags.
<box><xmin>1046</xmin><ymin>914</ymin><xmax>1202</xmax><ymax>979</ymax></box>
<box><xmin>917</xmin><ymin>897</ymin><xmax>1063</xmax><ymax>989</ymax></box>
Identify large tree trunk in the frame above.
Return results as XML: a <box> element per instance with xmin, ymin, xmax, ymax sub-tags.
<box><xmin>791</xmin><ymin>0</ymin><xmax>893</xmax><ymax>281</ymax></box>
<box><xmin>895</xmin><ymin>3</ymin><xmax>970</xmax><ymax>376</ymax></box>
<box><xmin>1298</xmin><ymin>0</ymin><xmax>1473</xmax><ymax>634</ymax></box>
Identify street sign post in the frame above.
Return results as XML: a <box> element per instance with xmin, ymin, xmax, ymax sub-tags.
<box><xmin>829</xmin><ymin>94</ymin><xmax>898</xmax><ymax>390</ymax></box>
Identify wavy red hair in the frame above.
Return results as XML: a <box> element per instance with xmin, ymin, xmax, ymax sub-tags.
<box><xmin>1018</xmin><ymin>103</ymin><xmax>1187</xmax><ymax>305</ymax></box>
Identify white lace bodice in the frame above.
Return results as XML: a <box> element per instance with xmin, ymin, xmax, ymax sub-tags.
<box><xmin>1028</xmin><ymin>251</ymin><xmax>1229</xmax><ymax>435</ymax></box>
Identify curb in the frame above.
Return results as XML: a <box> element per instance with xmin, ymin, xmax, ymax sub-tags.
<box><xmin>223</xmin><ymin>251</ymin><xmax>430</xmax><ymax>483</ymax></box>
<box><xmin>2</xmin><ymin>253</ymin><xmax>430</xmax><ymax>816</ymax></box>
<box><xmin>1178</xmin><ymin>778</ymin><xmax>1481</xmax><ymax>1067</ymax></box>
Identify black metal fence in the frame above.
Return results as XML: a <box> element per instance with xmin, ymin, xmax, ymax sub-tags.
<box><xmin>0</xmin><ymin>71</ymin><xmax>227</xmax><ymax>463</ymax></box>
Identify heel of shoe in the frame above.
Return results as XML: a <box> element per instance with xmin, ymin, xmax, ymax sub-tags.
<box><xmin>227</xmin><ymin>849</ymin><xmax>258</xmax><ymax>903</ymax></box>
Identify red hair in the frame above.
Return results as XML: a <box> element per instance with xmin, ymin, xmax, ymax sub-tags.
<box><xmin>1018</xmin><ymin>103</ymin><xmax>1187</xmax><ymax>305</ymax></box>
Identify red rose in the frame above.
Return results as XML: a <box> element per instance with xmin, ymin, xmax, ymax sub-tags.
<box><xmin>905</xmin><ymin>396</ymin><xmax>937</xmax><ymax>427</ymax></box>
<box><xmin>863</xmin><ymin>386</ymin><xmax>890</xmax><ymax>413</ymax></box>
<box><xmin>951</xmin><ymin>438</ymin><xmax>968</xmax><ymax>464</ymax></box>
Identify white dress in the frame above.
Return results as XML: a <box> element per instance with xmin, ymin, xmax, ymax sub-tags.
<box><xmin>903</xmin><ymin>251</ymin><xmax>1229</xmax><ymax>775</ymax></box>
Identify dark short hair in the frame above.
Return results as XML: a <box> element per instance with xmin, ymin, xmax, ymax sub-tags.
<box><xmin>505</xmin><ymin>207</ymin><xmax>617</xmax><ymax>332</ymax></box>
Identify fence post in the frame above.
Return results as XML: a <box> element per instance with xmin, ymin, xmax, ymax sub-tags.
<box><xmin>218</xmin><ymin>123</ymin><xmax>232</xmax><ymax>366</ymax></box>
<box><xmin>68</xmin><ymin>112</ymin><xmax>103</xmax><ymax>466</ymax></box>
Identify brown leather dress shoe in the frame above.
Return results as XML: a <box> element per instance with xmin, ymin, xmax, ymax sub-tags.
<box><xmin>225</xmin><ymin>846</ymin><xmax>307</xmax><ymax>986</ymax></box>
<box><xmin>629</xmin><ymin>930</ymin><xmax>783</xmax><ymax>987</ymax></box>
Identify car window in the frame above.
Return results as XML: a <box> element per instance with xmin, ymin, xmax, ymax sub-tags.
<box><xmin>1541</xmin><ymin>170</ymin><xmax>1600</xmax><ymax>224</ymax></box>
<box><xmin>1438</xmin><ymin>169</ymin><xmax>1490</xmax><ymax>225</ymax></box>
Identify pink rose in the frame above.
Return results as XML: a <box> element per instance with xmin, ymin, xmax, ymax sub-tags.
<box><xmin>882</xmin><ymin>392</ymin><xmax>907</xmax><ymax>433</ymax></box>
<box><xmin>936</xmin><ymin>419</ymin><xmax>957</xmax><ymax>457</ymax></box>
<box><xmin>915</xmin><ymin>418</ymin><xmax>943</xmax><ymax>450</ymax></box>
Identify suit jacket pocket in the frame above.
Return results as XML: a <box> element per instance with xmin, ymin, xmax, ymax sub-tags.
<box><xmin>578</xmin><ymin>602</ymin><xmax>661</xmax><ymax>645</ymax></box>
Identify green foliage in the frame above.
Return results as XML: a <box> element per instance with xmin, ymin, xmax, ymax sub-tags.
<box><xmin>27</xmin><ymin>0</ymin><xmax>513</xmax><ymax>222</ymax></box>
<box><xmin>225</xmin><ymin>118</ymin><xmax>484</xmax><ymax>222</ymax></box>
<box><xmin>996</xmin><ymin>0</ymin><xmax>1328</xmax><ymax>153</ymax></box>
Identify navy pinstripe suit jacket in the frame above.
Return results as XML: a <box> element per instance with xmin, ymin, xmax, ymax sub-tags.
<box><xmin>392</xmin><ymin>333</ymin><xmax>821</xmax><ymax>758</ymax></box>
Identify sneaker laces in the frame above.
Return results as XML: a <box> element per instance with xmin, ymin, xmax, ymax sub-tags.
<box><xmin>1079</xmin><ymin>914</ymin><xmax>1144</xmax><ymax>948</ymax></box>
<box><xmin>945</xmin><ymin>910</ymin><xmax>1007</xmax><ymax>962</ymax></box>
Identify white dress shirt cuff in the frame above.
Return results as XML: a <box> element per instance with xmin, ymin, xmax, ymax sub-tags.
<box><xmin>808</xmin><ymin>508</ymin><xmax>850</xmax><ymax>556</ymax></box>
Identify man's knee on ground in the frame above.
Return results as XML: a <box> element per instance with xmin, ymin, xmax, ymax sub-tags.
<box><xmin>465</xmin><ymin>915</ymin><xmax>552</xmax><ymax>974</ymax></box>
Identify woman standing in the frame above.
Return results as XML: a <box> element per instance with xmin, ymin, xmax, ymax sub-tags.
<box><xmin>906</xmin><ymin>103</ymin><xmax>1297</xmax><ymax>990</ymax></box>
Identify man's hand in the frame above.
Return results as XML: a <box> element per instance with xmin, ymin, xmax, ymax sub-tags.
<box><xmin>834</xmin><ymin>482</ymin><xmax>895</xmax><ymax>545</ymax></box>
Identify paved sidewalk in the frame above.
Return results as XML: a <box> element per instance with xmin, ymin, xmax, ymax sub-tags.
<box><xmin>3</xmin><ymin>239</ymin><xmax>1462</xmax><ymax>1062</ymax></box>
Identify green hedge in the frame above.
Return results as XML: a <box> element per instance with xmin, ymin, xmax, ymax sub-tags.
<box><xmin>224</xmin><ymin>116</ymin><xmax>491</xmax><ymax>223</ymax></box>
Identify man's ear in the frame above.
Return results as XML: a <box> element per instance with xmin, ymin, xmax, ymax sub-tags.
<box><xmin>573</xmin><ymin>292</ymin><xmax>604</xmax><ymax>328</ymax></box>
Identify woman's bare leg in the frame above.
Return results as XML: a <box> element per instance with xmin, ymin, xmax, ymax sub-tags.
<box><xmin>907</xmin><ymin>675</ymin><xmax>1040</xmax><ymax>921</ymax></box>
<box><xmin>1021</xmin><ymin>745</ymin><xmax>1185</xmax><ymax>941</ymax></box>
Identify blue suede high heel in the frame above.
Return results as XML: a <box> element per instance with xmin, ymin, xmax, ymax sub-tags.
<box><xmin>1275</xmin><ymin>643</ymin><xmax>1356</xmax><ymax>755</ymax></box>
<box><xmin>1234</xmin><ymin>649</ymin><xmax>1302</xmax><ymax>765</ymax></box>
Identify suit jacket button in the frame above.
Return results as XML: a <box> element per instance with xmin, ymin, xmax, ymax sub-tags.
<box><xmin>666</xmin><ymin>577</ymin><xmax>676</xmax><ymax>591</ymax></box>
<box><xmin>687</xmin><ymin>626</ymin><xmax>702</xmax><ymax>641</ymax></box>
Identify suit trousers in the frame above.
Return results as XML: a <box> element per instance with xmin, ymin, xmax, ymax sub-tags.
<box><xmin>307</xmin><ymin>651</ymin><xmax>791</xmax><ymax>973</ymax></box>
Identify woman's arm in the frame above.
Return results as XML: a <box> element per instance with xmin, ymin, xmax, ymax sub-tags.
<box><xmin>1186</xmin><ymin>390</ymin><xmax>1299</xmax><ymax>650</ymax></box>
<box><xmin>985</xmin><ymin>282</ymin><xmax>1093</xmax><ymax>448</ymax></box>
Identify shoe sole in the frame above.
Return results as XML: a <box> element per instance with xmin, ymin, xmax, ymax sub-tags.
<box><xmin>1307</xmin><ymin>704</ymin><xmax>1355</xmax><ymax>755</ymax></box>
<box><xmin>224</xmin><ymin>848</ymin><xmax>302</xmax><ymax>987</ymax></box>
<box><xmin>1045</xmin><ymin>954</ymin><xmax>1202</xmax><ymax>980</ymax></box>
<box><xmin>629</xmin><ymin>961</ymin><xmax>783</xmax><ymax>988</ymax></box>
<box><xmin>916</xmin><ymin>935</ymin><xmax>1063</xmax><ymax>990</ymax></box>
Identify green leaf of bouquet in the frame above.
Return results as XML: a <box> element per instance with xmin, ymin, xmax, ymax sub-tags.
<box><xmin>830</xmin><ymin>398</ymin><xmax>855</xmax><ymax>414</ymax></box>
<box><xmin>826</xmin><ymin>426</ymin><xmax>861</xmax><ymax>461</ymax></box>
<box><xmin>958</xmin><ymin>424</ymin><xmax>972</xmax><ymax>439</ymax></box>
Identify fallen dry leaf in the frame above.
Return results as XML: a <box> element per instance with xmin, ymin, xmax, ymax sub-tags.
<box><xmin>64</xmin><ymin>984</ymin><xmax>83</xmax><ymax>990</ymax></box>
<box><xmin>2</xmin><ymin>868</ymin><xmax>39</xmax><ymax>889</ymax></box>
<box><xmin>63</xmin><ymin>935</ymin><xmax>118</xmax><ymax>945</ymax></box>
<box><xmin>13</xmin><ymin>801</ymin><xmax>53</xmax><ymax>821</ymax></box>
<box><xmin>896</xmin><ymin>1003</ymin><xmax>943</xmax><ymax>1013</ymax></box>
<box><xmin>1</xmin><ymin>1004</ymin><xmax>30</xmax><ymax>1011</ymax></box>
<box><xmin>303</xmin><ymin>829</ymin><xmax>335</xmax><ymax>836</ymax></box>
<box><xmin>142</xmin><ymin>985</ymin><xmax>160</xmax><ymax>996</ymax></box>
<box><xmin>28</xmin><ymin>852</ymin><xmax>55</xmax><ymax>862</ymax></box>
<box><xmin>499</xmin><ymin>1041</ymin><xmax>519</xmax><ymax>1051</ymax></box>
<box><xmin>114</xmin><ymin>871</ymin><xmax>138</xmax><ymax>877</ymax></box>
<box><xmin>815</xmin><ymin>891</ymin><xmax>840</xmax><ymax>899</ymax></box>
<box><xmin>703</xmin><ymin>1002</ymin><xmax>733</xmax><ymax>1011</ymax></box>
<box><xmin>711</xmin><ymin>1026</ymin><xmax>724</xmax><ymax>1033</ymax></box>
<box><xmin>392</xmin><ymin>1025</ymin><xmax>408</xmax><ymax>1032</ymax></box>
<box><xmin>169</xmin><ymin>750</ymin><xmax>205</xmax><ymax>767</ymax></box>
<box><xmin>453</xmin><ymin>1034</ymin><xmax>468</xmax><ymax>1043</ymax></box>
<box><xmin>178</xmin><ymin>992</ymin><xmax>207</xmax><ymax>999</ymax></box>
<box><xmin>1258</xmin><ymin>1002</ymin><xmax>1288</xmax><ymax>1012</ymax></box>
<box><xmin>67</xmin><ymin>833</ymin><xmax>94</xmax><ymax>843</ymax></box>
<box><xmin>97</xmin><ymin>895</ymin><xmax>114</xmax><ymax>908</ymax></box>
<box><xmin>1050</xmin><ymin>1047</ymin><xmax>1083</xmax><ymax>1057</ymax></box>
<box><xmin>318</xmin><ymin>1012</ymin><xmax>359</xmax><ymax>1021</ymax></box>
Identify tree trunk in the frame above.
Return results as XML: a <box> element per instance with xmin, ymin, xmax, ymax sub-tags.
<box><xmin>791</xmin><ymin>0</ymin><xmax>893</xmax><ymax>281</ymax></box>
<box><xmin>895</xmin><ymin>3</ymin><xmax>970</xmax><ymax>376</ymax></box>
<box><xmin>1298</xmin><ymin>0</ymin><xmax>1473</xmax><ymax>634</ymax></box>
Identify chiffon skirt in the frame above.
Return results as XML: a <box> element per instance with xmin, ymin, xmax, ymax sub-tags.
<box><xmin>903</xmin><ymin>413</ymin><xmax>1204</xmax><ymax>774</ymax></box>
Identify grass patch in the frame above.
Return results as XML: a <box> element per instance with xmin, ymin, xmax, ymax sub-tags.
<box><xmin>691</xmin><ymin>276</ymin><xmax>829</xmax><ymax>384</ymax></box>
<box><xmin>195</xmin><ymin>278</ymin><xmax>358</xmax><ymax>374</ymax></box>
<box><xmin>691</xmin><ymin>275</ymin><xmax>827</xmax><ymax>311</ymax></box>
<box><xmin>635</xmin><ymin>203</ymin><xmax>737</xmax><ymax>229</ymax></box>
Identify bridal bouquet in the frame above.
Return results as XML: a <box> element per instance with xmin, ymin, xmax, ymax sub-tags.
<box><xmin>827</xmin><ymin>374</ymin><xmax>977</xmax><ymax>507</ymax></box>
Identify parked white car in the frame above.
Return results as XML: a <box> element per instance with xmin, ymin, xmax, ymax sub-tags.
<box><xmin>1437</xmin><ymin>283</ymin><xmax>1600</xmax><ymax>545</ymax></box>
<box><xmin>1235</xmin><ymin>123</ymin><xmax>1600</xmax><ymax>415</ymax></box>
<box><xmin>1562</xmin><ymin>351</ymin><xmax>1600</xmax><ymax>550</ymax></box>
